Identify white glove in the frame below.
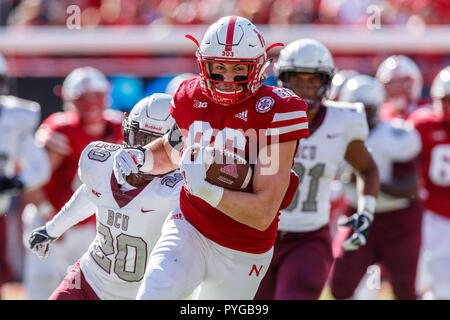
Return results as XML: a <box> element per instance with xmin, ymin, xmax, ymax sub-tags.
<box><xmin>28</xmin><ymin>226</ymin><xmax>56</xmax><ymax>259</ymax></box>
<box><xmin>179</xmin><ymin>146</ymin><xmax>224</xmax><ymax>207</ymax></box>
<box><xmin>113</xmin><ymin>147</ymin><xmax>146</xmax><ymax>185</ymax></box>
<box><xmin>341</xmin><ymin>209</ymin><xmax>374</xmax><ymax>251</ymax></box>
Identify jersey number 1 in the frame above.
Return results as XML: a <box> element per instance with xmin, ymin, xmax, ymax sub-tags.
<box><xmin>285</xmin><ymin>162</ymin><xmax>325</xmax><ymax>213</ymax></box>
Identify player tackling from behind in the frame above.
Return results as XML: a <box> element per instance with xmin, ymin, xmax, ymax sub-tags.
<box><xmin>254</xmin><ymin>39</ymin><xmax>379</xmax><ymax>300</ymax></box>
<box><xmin>28</xmin><ymin>93</ymin><xmax>183</xmax><ymax>299</ymax></box>
<box><xmin>113</xmin><ymin>16</ymin><xmax>309</xmax><ymax>299</ymax></box>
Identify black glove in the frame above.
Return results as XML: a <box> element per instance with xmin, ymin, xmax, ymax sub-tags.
<box><xmin>340</xmin><ymin>209</ymin><xmax>373</xmax><ymax>251</ymax></box>
<box><xmin>0</xmin><ymin>176</ymin><xmax>24</xmax><ymax>195</ymax></box>
<box><xmin>28</xmin><ymin>226</ymin><xmax>56</xmax><ymax>259</ymax></box>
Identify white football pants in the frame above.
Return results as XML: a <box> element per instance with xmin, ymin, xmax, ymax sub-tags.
<box><xmin>137</xmin><ymin>208</ymin><xmax>273</xmax><ymax>300</ymax></box>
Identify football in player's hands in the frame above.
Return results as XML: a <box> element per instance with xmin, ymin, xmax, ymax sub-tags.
<box><xmin>191</xmin><ymin>147</ymin><xmax>253</xmax><ymax>192</ymax></box>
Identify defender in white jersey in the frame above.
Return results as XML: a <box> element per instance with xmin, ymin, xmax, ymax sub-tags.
<box><xmin>0</xmin><ymin>53</ymin><xmax>50</xmax><ymax>295</ymax></box>
<box><xmin>330</xmin><ymin>75</ymin><xmax>422</xmax><ymax>300</ymax></box>
<box><xmin>255</xmin><ymin>39</ymin><xmax>379</xmax><ymax>300</ymax></box>
<box><xmin>28</xmin><ymin>94</ymin><xmax>183</xmax><ymax>300</ymax></box>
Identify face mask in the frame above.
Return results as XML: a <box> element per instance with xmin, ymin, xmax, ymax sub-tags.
<box><xmin>389</xmin><ymin>96</ymin><xmax>408</xmax><ymax>112</ymax></box>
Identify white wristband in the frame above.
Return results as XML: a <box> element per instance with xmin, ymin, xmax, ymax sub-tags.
<box><xmin>195</xmin><ymin>183</ymin><xmax>224</xmax><ymax>208</ymax></box>
<box><xmin>140</xmin><ymin>149</ymin><xmax>154</xmax><ymax>172</ymax></box>
<box><xmin>358</xmin><ymin>195</ymin><xmax>376</xmax><ymax>220</ymax></box>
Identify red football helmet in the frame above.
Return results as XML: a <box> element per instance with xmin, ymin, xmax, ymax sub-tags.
<box><xmin>187</xmin><ymin>16</ymin><xmax>281</xmax><ymax>105</ymax></box>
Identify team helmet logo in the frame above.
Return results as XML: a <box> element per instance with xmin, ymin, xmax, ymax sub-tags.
<box><xmin>255</xmin><ymin>96</ymin><xmax>275</xmax><ymax>114</ymax></box>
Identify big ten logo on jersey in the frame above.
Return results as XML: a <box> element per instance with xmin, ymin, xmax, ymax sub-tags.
<box><xmin>107</xmin><ymin>209</ymin><xmax>129</xmax><ymax>232</ymax></box>
<box><xmin>429</xmin><ymin>144</ymin><xmax>450</xmax><ymax>186</ymax></box>
<box><xmin>194</xmin><ymin>99</ymin><xmax>208</xmax><ymax>109</ymax></box>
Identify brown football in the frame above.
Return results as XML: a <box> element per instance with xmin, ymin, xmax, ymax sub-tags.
<box><xmin>192</xmin><ymin>147</ymin><xmax>253</xmax><ymax>192</ymax></box>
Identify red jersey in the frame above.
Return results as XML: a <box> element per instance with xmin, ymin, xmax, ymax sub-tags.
<box><xmin>170</xmin><ymin>76</ymin><xmax>309</xmax><ymax>253</ymax></box>
<box><xmin>379</xmin><ymin>102</ymin><xmax>420</xmax><ymax>121</ymax></box>
<box><xmin>35</xmin><ymin>110</ymin><xmax>124</xmax><ymax>224</ymax></box>
<box><xmin>408</xmin><ymin>108</ymin><xmax>450</xmax><ymax>218</ymax></box>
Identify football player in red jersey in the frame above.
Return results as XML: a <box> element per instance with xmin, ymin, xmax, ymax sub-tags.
<box><xmin>113</xmin><ymin>16</ymin><xmax>309</xmax><ymax>299</ymax></box>
<box><xmin>254</xmin><ymin>40</ymin><xmax>379</xmax><ymax>300</ymax></box>
<box><xmin>22</xmin><ymin>67</ymin><xmax>124</xmax><ymax>299</ymax></box>
<box><xmin>376</xmin><ymin>55</ymin><xmax>424</xmax><ymax>121</ymax></box>
<box><xmin>409</xmin><ymin>66</ymin><xmax>450</xmax><ymax>299</ymax></box>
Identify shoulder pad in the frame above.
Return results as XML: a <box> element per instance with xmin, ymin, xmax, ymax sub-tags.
<box><xmin>384</xmin><ymin>119</ymin><xmax>422</xmax><ymax>161</ymax></box>
<box><xmin>78</xmin><ymin>141</ymin><xmax>122</xmax><ymax>187</ymax></box>
<box><xmin>0</xmin><ymin>95</ymin><xmax>41</xmax><ymax>129</ymax></box>
<box><xmin>323</xmin><ymin>100</ymin><xmax>365</xmax><ymax>113</ymax></box>
<box><xmin>0</xmin><ymin>95</ymin><xmax>41</xmax><ymax>113</ymax></box>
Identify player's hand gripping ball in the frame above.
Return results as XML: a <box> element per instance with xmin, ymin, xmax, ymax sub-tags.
<box><xmin>191</xmin><ymin>146</ymin><xmax>253</xmax><ymax>192</ymax></box>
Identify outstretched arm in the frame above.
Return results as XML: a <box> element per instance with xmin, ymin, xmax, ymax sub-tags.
<box><xmin>42</xmin><ymin>184</ymin><xmax>96</xmax><ymax>238</ymax></box>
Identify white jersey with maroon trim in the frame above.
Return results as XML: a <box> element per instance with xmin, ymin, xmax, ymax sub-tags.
<box><xmin>278</xmin><ymin>100</ymin><xmax>369</xmax><ymax>232</ymax></box>
<box><xmin>170</xmin><ymin>76</ymin><xmax>309</xmax><ymax>254</ymax></box>
<box><xmin>46</xmin><ymin>141</ymin><xmax>183</xmax><ymax>299</ymax></box>
<box><xmin>343</xmin><ymin>118</ymin><xmax>422</xmax><ymax>213</ymax></box>
<box><xmin>0</xmin><ymin>95</ymin><xmax>48</xmax><ymax>212</ymax></box>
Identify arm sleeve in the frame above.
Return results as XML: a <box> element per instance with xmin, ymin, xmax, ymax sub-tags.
<box><xmin>17</xmin><ymin>131</ymin><xmax>51</xmax><ymax>191</ymax></box>
<box><xmin>45</xmin><ymin>184</ymin><xmax>96</xmax><ymax>238</ymax></box>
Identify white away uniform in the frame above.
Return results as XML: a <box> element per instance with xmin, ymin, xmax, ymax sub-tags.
<box><xmin>279</xmin><ymin>101</ymin><xmax>368</xmax><ymax>232</ymax></box>
<box><xmin>45</xmin><ymin>141</ymin><xmax>183</xmax><ymax>299</ymax></box>
<box><xmin>343</xmin><ymin>118</ymin><xmax>422</xmax><ymax>212</ymax></box>
<box><xmin>0</xmin><ymin>96</ymin><xmax>50</xmax><ymax>212</ymax></box>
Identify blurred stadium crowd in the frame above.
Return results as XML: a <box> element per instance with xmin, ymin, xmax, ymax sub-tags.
<box><xmin>1</xmin><ymin>0</ymin><xmax>449</xmax><ymax>27</ymax></box>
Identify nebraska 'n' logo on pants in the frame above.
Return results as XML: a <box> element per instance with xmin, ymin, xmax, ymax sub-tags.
<box><xmin>249</xmin><ymin>264</ymin><xmax>263</xmax><ymax>277</ymax></box>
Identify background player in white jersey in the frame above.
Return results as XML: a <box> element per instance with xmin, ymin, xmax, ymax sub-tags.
<box><xmin>22</xmin><ymin>67</ymin><xmax>124</xmax><ymax>299</ymax></box>
<box><xmin>28</xmin><ymin>93</ymin><xmax>183</xmax><ymax>300</ymax></box>
<box><xmin>113</xmin><ymin>16</ymin><xmax>309</xmax><ymax>300</ymax></box>
<box><xmin>254</xmin><ymin>39</ymin><xmax>379</xmax><ymax>300</ymax></box>
<box><xmin>330</xmin><ymin>75</ymin><xmax>422</xmax><ymax>300</ymax></box>
<box><xmin>0</xmin><ymin>53</ymin><xmax>50</xmax><ymax>298</ymax></box>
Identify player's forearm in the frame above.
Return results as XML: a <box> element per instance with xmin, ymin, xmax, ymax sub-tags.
<box><xmin>141</xmin><ymin>135</ymin><xmax>180</xmax><ymax>175</ymax></box>
<box><xmin>356</xmin><ymin>164</ymin><xmax>380</xmax><ymax>200</ymax></box>
<box><xmin>45</xmin><ymin>184</ymin><xmax>96</xmax><ymax>238</ymax></box>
